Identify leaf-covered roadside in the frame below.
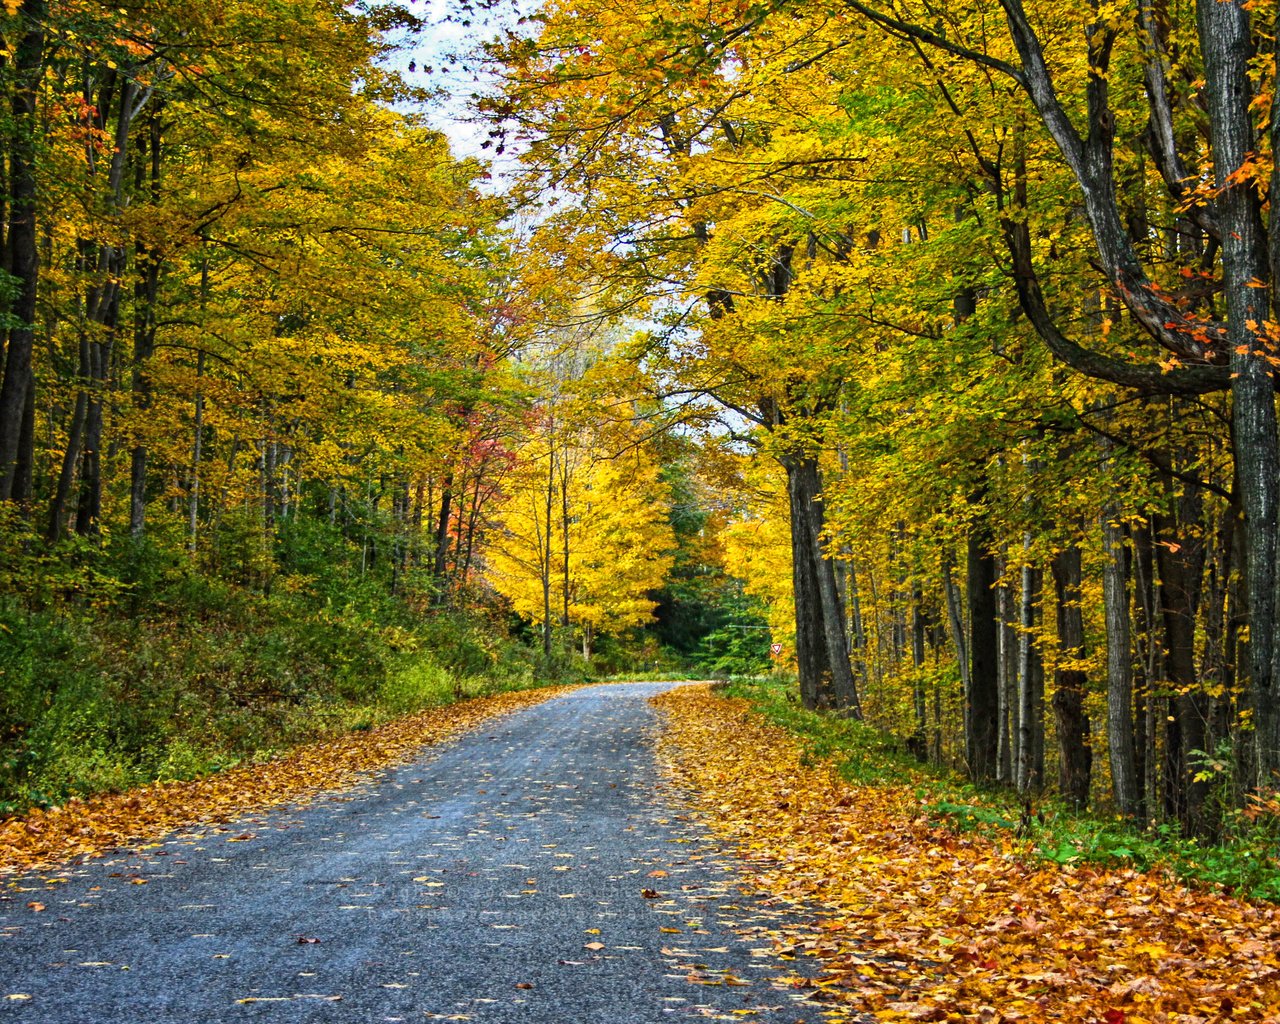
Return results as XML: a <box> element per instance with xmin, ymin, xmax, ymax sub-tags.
<box><xmin>654</xmin><ymin>686</ymin><xmax>1280</xmax><ymax>1023</ymax></box>
<box><xmin>0</xmin><ymin>686</ymin><xmax>570</xmax><ymax>876</ymax></box>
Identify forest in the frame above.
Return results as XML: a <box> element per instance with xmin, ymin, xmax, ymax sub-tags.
<box><xmin>1</xmin><ymin>0</ymin><xmax>1279</xmax><ymax>865</ymax></box>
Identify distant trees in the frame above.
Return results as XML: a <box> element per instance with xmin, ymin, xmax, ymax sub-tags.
<box><xmin>485</xmin><ymin>339</ymin><xmax>675</xmax><ymax>659</ymax></box>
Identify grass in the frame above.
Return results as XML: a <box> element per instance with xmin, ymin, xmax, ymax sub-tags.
<box><xmin>588</xmin><ymin>670</ymin><xmax>704</xmax><ymax>682</ymax></box>
<box><xmin>721</xmin><ymin>675</ymin><xmax>1280</xmax><ymax>902</ymax></box>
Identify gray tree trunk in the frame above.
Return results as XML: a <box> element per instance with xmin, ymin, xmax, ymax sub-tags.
<box><xmin>782</xmin><ymin>453</ymin><xmax>861</xmax><ymax>716</ymax></box>
<box><xmin>0</xmin><ymin>0</ymin><xmax>45</xmax><ymax>503</ymax></box>
<box><xmin>1016</xmin><ymin>547</ymin><xmax>1044</xmax><ymax>795</ymax></box>
<box><xmin>1102</xmin><ymin>505</ymin><xmax>1139</xmax><ymax>817</ymax></box>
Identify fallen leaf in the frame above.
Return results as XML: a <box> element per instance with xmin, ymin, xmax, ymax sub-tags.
<box><xmin>652</xmin><ymin>685</ymin><xmax>1280</xmax><ymax>1024</ymax></box>
<box><xmin>0</xmin><ymin>688</ymin><xmax>571</xmax><ymax>876</ymax></box>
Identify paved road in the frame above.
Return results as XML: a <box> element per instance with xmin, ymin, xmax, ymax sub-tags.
<box><xmin>0</xmin><ymin>683</ymin><xmax>822</xmax><ymax>1023</ymax></box>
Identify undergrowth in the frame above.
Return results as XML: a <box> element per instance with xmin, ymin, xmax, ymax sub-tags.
<box><xmin>722</xmin><ymin>676</ymin><xmax>1280</xmax><ymax>902</ymax></box>
<box><xmin>0</xmin><ymin>526</ymin><xmax>583</xmax><ymax>817</ymax></box>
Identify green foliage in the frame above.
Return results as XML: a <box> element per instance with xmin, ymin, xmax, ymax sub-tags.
<box><xmin>0</xmin><ymin>520</ymin><xmax>582</xmax><ymax>816</ymax></box>
<box><xmin>695</xmin><ymin>623</ymin><xmax>772</xmax><ymax>677</ymax></box>
<box><xmin>722</xmin><ymin>676</ymin><xmax>927</xmax><ymax>785</ymax></box>
<box><xmin>928</xmin><ymin>801</ymin><xmax>1016</xmax><ymax>831</ymax></box>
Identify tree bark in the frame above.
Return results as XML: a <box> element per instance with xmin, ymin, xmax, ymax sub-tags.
<box><xmin>1051</xmin><ymin>544</ymin><xmax>1092</xmax><ymax>810</ymax></box>
<box><xmin>1102</xmin><ymin>504</ymin><xmax>1139</xmax><ymax>817</ymax></box>
<box><xmin>129</xmin><ymin>105</ymin><xmax>164</xmax><ymax>538</ymax></box>
<box><xmin>781</xmin><ymin>453</ymin><xmax>861</xmax><ymax>715</ymax></box>
<box><xmin>48</xmin><ymin>333</ymin><xmax>90</xmax><ymax>540</ymax></box>
<box><xmin>1153</xmin><ymin>503</ymin><xmax>1211</xmax><ymax>834</ymax></box>
<box><xmin>910</xmin><ymin>582</ymin><xmax>928</xmax><ymax>758</ymax></box>
<box><xmin>966</xmin><ymin>523</ymin><xmax>1000</xmax><ymax>782</ymax></box>
<box><xmin>997</xmin><ymin>570</ymin><xmax>1017</xmax><ymax>783</ymax></box>
<box><xmin>942</xmin><ymin>548</ymin><xmax>970</xmax><ymax>721</ymax></box>
<box><xmin>0</xmin><ymin>0</ymin><xmax>45</xmax><ymax>502</ymax></box>
<box><xmin>433</xmin><ymin>471</ymin><xmax>454</xmax><ymax>596</ymax></box>
<box><xmin>1198</xmin><ymin>0</ymin><xmax>1280</xmax><ymax>792</ymax></box>
<box><xmin>1016</xmin><ymin>550</ymin><xmax>1044</xmax><ymax>795</ymax></box>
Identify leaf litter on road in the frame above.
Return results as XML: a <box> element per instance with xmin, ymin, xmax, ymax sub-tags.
<box><xmin>653</xmin><ymin>684</ymin><xmax>1280</xmax><ymax>1023</ymax></box>
<box><xmin>0</xmin><ymin>687</ymin><xmax>571</xmax><ymax>876</ymax></box>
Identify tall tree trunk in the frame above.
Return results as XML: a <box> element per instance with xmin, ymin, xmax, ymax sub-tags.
<box><xmin>0</xmin><ymin>0</ymin><xmax>45</xmax><ymax>502</ymax></box>
<box><xmin>848</xmin><ymin>556</ymin><xmax>869</xmax><ymax>691</ymax></box>
<box><xmin>188</xmin><ymin>350</ymin><xmax>205</xmax><ymax>553</ymax></box>
<box><xmin>1102</xmin><ymin>504</ymin><xmax>1139</xmax><ymax>817</ymax></box>
<box><xmin>942</xmin><ymin>547</ymin><xmax>970</xmax><ymax>722</ymax></box>
<box><xmin>75</xmin><ymin>319</ymin><xmax>114</xmax><ymax>536</ymax></box>
<box><xmin>1052</xmin><ymin>543</ymin><xmax>1092</xmax><ymax>810</ymax></box>
<box><xmin>74</xmin><ymin>72</ymin><xmax>137</xmax><ymax>536</ymax></box>
<box><xmin>1131</xmin><ymin>520</ymin><xmax>1161</xmax><ymax>818</ymax></box>
<box><xmin>129</xmin><ymin>105</ymin><xmax>163</xmax><ymax>539</ymax></box>
<box><xmin>48</xmin><ymin>332</ymin><xmax>90</xmax><ymax>539</ymax></box>
<box><xmin>541</xmin><ymin>442</ymin><xmax>554</xmax><ymax>659</ymax></box>
<box><xmin>188</xmin><ymin>259</ymin><xmax>209</xmax><ymax>553</ymax></box>
<box><xmin>559</xmin><ymin>452</ymin><xmax>572</xmax><ymax>628</ymax></box>
<box><xmin>1201</xmin><ymin>0</ymin><xmax>1280</xmax><ymax>791</ymax></box>
<box><xmin>910</xmin><ymin>582</ymin><xmax>928</xmax><ymax>758</ymax></box>
<box><xmin>967</xmin><ymin>522</ymin><xmax>1000</xmax><ymax>782</ymax></box>
<box><xmin>997</xmin><ymin>570</ymin><xmax>1017</xmax><ymax>783</ymax></box>
<box><xmin>1016</xmin><ymin>551</ymin><xmax>1045</xmax><ymax>795</ymax></box>
<box><xmin>1154</xmin><ymin>502</ymin><xmax>1211</xmax><ymax>834</ymax></box>
<box><xmin>781</xmin><ymin>453</ymin><xmax>861</xmax><ymax>716</ymax></box>
<box><xmin>433</xmin><ymin>471</ymin><xmax>454</xmax><ymax>598</ymax></box>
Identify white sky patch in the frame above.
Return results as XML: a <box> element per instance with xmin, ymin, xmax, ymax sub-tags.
<box><xmin>379</xmin><ymin>0</ymin><xmax>532</xmax><ymax>174</ymax></box>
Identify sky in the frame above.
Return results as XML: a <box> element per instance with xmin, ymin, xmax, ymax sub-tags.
<box><xmin>382</xmin><ymin>0</ymin><xmax>527</xmax><ymax>165</ymax></box>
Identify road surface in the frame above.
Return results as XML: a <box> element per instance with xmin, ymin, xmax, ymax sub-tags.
<box><xmin>0</xmin><ymin>683</ymin><xmax>826</xmax><ymax>1023</ymax></box>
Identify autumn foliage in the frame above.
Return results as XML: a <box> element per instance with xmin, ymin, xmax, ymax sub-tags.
<box><xmin>655</xmin><ymin>685</ymin><xmax>1280</xmax><ymax>1023</ymax></box>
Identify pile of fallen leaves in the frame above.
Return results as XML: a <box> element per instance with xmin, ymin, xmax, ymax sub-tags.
<box><xmin>654</xmin><ymin>685</ymin><xmax>1280</xmax><ymax>1023</ymax></box>
<box><xmin>0</xmin><ymin>686</ymin><xmax>569</xmax><ymax>875</ymax></box>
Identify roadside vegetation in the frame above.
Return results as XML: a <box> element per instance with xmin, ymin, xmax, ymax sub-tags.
<box><xmin>724</xmin><ymin>677</ymin><xmax>1280</xmax><ymax>903</ymax></box>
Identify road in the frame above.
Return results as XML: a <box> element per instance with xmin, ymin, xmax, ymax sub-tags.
<box><xmin>0</xmin><ymin>683</ymin><xmax>823</xmax><ymax>1023</ymax></box>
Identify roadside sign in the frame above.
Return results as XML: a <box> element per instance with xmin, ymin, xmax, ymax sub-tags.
<box><xmin>769</xmin><ymin>643</ymin><xmax>783</xmax><ymax>656</ymax></box>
